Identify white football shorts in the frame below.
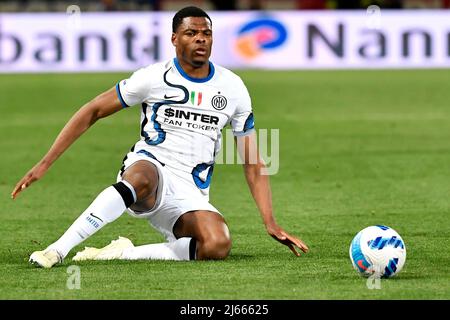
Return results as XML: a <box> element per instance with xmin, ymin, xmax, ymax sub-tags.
<box><xmin>116</xmin><ymin>145</ymin><xmax>221</xmax><ymax>242</ymax></box>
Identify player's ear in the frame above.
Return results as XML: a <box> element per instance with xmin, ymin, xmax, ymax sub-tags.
<box><xmin>171</xmin><ymin>33</ymin><xmax>177</xmax><ymax>46</ymax></box>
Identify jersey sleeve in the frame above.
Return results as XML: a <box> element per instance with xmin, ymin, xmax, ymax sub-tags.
<box><xmin>116</xmin><ymin>67</ymin><xmax>151</xmax><ymax>108</ymax></box>
<box><xmin>230</xmin><ymin>79</ymin><xmax>255</xmax><ymax>136</ymax></box>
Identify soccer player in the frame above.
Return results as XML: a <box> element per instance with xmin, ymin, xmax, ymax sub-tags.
<box><xmin>11</xmin><ymin>6</ymin><xmax>309</xmax><ymax>268</ymax></box>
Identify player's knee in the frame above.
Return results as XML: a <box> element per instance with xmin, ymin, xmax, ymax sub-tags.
<box><xmin>126</xmin><ymin>176</ymin><xmax>156</xmax><ymax>200</ymax></box>
<box><xmin>122</xmin><ymin>161</ymin><xmax>159</xmax><ymax>201</ymax></box>
<box><xmin>198</xmin><ymin>235</ymin><xmax>231</xmax><ymax>260</ymax></box>
<box><xmin>123</xmin><ymin>172</ymin><xmax>157</xmax><ymax>201</ymax></box>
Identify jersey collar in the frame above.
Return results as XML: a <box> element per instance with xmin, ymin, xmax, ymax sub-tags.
<box><xmin>173</xmin><ymin>58</ymin><xmax>215</xmax><ymax>83</ymax></box>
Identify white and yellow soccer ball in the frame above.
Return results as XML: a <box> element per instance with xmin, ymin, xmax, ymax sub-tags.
<box><xmin>349</xmin><ymin>225</ymin><xmax>406</xmax><ymax>278</ymax></box>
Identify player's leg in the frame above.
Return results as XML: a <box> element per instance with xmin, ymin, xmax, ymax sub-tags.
<box><xmin>172</xmin><ymin>210</ymin><xmax>231</xmax><ymax>260</ymax></box>
<box><xmin>30</xmin><ymin>180</ymin><xmax>137</xmax><ymax>268</ymax></box>
<box><xmin>72</xmin><ymin>163</ymin><xmax>231</xmax><ymax>262</ymax></box>
<box><xmin>30</xmin><ymin>160</ymin><xmax>158</xmax><ymax>268</ymax></box>
<box><xmin>76</xmin><ymin>235</ymin><xmax>196</xmax><ymax>261</ymax></box>
<box><xmin>121</xmin><ymin>160</ymin><xmax>159</xmax><ymax>213</ymax></box>
<box><xmin>75</xmin><ymin>210</ymin><xmax>231</xmax><ymax>262</ymax></box>
<box><xmin>119</xmin><ymin>210</ymin><xmax>231</xmax><ymax>261</ymax></box>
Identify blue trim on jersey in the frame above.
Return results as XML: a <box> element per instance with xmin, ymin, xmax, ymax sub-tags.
<box><xmin>141</xmin><ymin>102</ymin><xmax>165</xmax><ymax>145</ymax></box>
<box><xmin>173</xmin><ymin>58</ymin><xmax>215</xmax><ymax>83</ymax></box>
<box><xmin>150</xmin><ymin>102</ymin><xmax>165</xmax><ymax>144</ymax></box>
<box><xmin>141</xmin><ymin>68</ymin><xmax>189</xmax><ymax>146</ymax></box>
<box><xmin>233</xmin><ymin>113</ymin><xmax>255</xmax><ymax>136</ymax></box>
<box><xmin>136</xmin><ymin>149</ymin><xmax>165</xmax><ymax>166</ymax></box>
<box><xmin>116</xmin><ymin>82</ymin><xmax>129</xmax><ymax>108</ymax></box>
<box><xmin>243</xmin><ymin>112</ymin><xmax>255</xmax><ymax>132</ymax></box>
<box><xmin>192</xmin><ymin>163</ymin><xmax>214</xmax><ymax>189</ymax></box>
<box><xmin>137</xmin><ymin>149</ymin><xmax>157</xmax><ymax>160</ymax></box>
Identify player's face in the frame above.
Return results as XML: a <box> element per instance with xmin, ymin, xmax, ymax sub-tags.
<box><xmin>172</xmin><ymin>17</ymin><xmax>213</xmax><ymax>68</ymax></box>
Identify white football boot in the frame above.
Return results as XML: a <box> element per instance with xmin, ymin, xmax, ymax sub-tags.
<box><xmin>73</xmin><ymin>236</ymin><xmax>134</xmax><ymax>261</ymax></box>
<box><xmin>29</xmin><ymin>249</ymin><xmax>63</xmax><ymax>268</ymax></box>
<box><xmin>72</xmin><ymin>247</ymin><xmax>102</xmax><ymax>261</ymax></box>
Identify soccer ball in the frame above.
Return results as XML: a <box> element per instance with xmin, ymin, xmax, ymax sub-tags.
<box><xmin>349</xmin><ymin>225</ymin><xmax>406</xmax><ymax>278</ymax></box>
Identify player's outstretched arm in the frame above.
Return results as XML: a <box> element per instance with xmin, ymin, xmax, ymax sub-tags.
<box><xmin>11</xmin><ymin>87</ymin><xmax>123</xmax><ymax>199</ymax></box>
<box><xmin>236</xmin><ymin>132</ymin><xmax>309</xmax><ymax>256</ymax></box>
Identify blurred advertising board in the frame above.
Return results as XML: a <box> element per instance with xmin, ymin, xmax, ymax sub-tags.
<box><xmin>1</xmin><ymin>10</ymin><xmax>450</xmax><ymax>72</ymax></box>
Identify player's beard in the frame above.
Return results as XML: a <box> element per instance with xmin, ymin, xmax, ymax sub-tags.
<box><xmin>184</xmin><ymin>51</ymin><xmax>209</xmax><ymax>68</ymax></box>
<box><xmin>191</xmin><ymin>59</ymin><xmax>207</xmax><ymax>67</ymax></box>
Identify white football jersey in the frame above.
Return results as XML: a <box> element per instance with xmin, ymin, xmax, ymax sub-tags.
<box><xmin>116</xmin><ymin>58</ymin><xmax>255</xmax><ymax>192</ymax></box>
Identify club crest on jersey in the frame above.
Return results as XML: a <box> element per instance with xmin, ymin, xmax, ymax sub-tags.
<box><xmin>190</xmin><ymin>91</ymin><xmax>202</xmax><ymax>106</ymax></box>
<box><xmin>211</xmin><ymin>94</ymin><xmax>227</xmax><ymax>110</ymax></box>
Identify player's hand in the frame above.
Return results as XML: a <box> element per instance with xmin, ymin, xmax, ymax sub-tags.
<box><xmin>11</xmin><ymin>162</ymin><xmax>48</xmax><ymax>200</ymax></box>
<box><xmin>266</xmin><ymin>222</ymin><xmax>309</xmax><ymax>256</ymax></box>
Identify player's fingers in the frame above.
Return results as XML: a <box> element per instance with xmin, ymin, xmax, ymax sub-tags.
<box><xmin>11</xmin><ymin>181</ymin><xmax>25</xmax><ymax>199</ymax></box>
<box><xmin>296</xmin><ymin>240</ymin><xmax>309</xmax><ymax>253</ymax></box>
<box><xmin>299</xmin><ymin>242</ymin><xmax>309</xmax><ymax>253</ymax></box>
<box><xmin>11</xmin><ymin>177</ymin><xmax>32</xmax><ymax>199</ymax></box>
<box><xmin>287</xmin><ymin>243</ymin><xmax>301</xmax><ymax>257</ymax></box>
<box><xmin>11</xmin><ymin>187</ymin><xmax>22</xmax><ymax>199</ymax></box>
<box><xmin>285</xmin><ymin>233</ymin><xmax>309</xmax><ymax>253</ymax></box>
<box><xmin>11</xmin><ymin>188</ymin><xmax>19</xmax><ymax>199</ymax></box>
<box><xmin>12</xmin><ymin>183</ymin><xmax>27</xmax><ymax>199</ymax></box>
<box><xmin>292</xmin><ymin>238</ymin><xmax>309</xmax><ymax>253</ymax></box>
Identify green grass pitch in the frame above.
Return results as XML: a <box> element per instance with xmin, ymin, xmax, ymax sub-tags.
<box><xmin>0</xmin><ymin>70</ymin><xmax>449</xmax><ymax>299</ymax></box>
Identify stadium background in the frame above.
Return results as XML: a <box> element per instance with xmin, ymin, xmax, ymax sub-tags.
<box><xmin>0</xmin><ymin>0</ymin><xmax>449</xmax><ymax>300</ymax></box>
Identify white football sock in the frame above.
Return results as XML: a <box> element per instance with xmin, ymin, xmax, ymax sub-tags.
<box><xmin>121</xmin><ymin>237</ymin><xmax>196</xmax><ymax>261</ymax></box>
<box><xmin>46</xmin><ymin>181</ymin><xmax>136</xmax><ymax>258</ymax></box>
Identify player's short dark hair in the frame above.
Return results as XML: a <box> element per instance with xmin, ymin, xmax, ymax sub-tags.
<box><xmin>172</xmin><ymin>6</ymin><xmax>212</xmax><ymax>33</ymax></box>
